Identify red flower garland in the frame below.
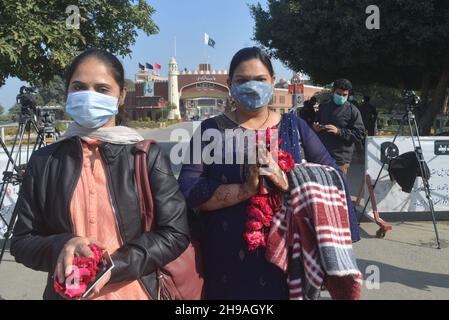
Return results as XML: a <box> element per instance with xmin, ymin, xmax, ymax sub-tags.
<box><xmin>244</xmin><ymin>129</ymin><xmax>295</xmax><ymax>251</ymax></box>
<box><xmin>54</xmin><ymin>243</ymin><xmax>105</xmax><ymax>299</ymax></box>
<box><xmin>278</xmin><ymin>150</ymin><xmax>295</xmax><ymax>172</ymax></box>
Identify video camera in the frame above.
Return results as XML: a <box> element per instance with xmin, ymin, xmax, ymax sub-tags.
<box><xmin>36</xmin><ymin>106</ymin><xmax>63</xmax><ymax>126</ymax></box>
<box><xmin>403</xmin><ymin>90</ymin><xmax>421</xmax><ymax>112</ymax></box>
<box><xmin>16</xmin><ymin>86</ymin><xmax>38</xmax><ymax>114</ymax></box>
<box><xmin>35</xmin><ymin>106</ymin><xmax>64</xmax><ymax>140</ymax></box>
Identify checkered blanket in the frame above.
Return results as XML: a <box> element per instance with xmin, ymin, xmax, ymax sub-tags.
<box><xmin>266</xmin><ymin>163</ymin><xmax>363</xmax><ymax>300</ymax></box>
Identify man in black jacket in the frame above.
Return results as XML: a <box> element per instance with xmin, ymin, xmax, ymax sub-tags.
<box><xmin>313</xmin><ymin>79</ymin><xmax>365</xmax><ymax>175</ymax></box>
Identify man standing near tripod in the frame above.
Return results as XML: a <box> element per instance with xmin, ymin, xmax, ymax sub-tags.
<box><xmin>313</xmin><ymin>79</ymin><xmax>365</xmax><ymax>175</ymax></box>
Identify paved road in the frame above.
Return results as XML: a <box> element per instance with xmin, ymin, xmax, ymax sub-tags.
<box><xmin>2</xmin><ymin>220</ymin><xmax>448</xmax><ymax>300</ymax></box>
<box><xmin>0</xmin><ymin>123</ymin><xmax>448</xmax><ymax>300</ymax></box>
<box><xmin>135</xmin><ymin>121</ymin><xmax>200</xmax><ymax>142</ymax></box>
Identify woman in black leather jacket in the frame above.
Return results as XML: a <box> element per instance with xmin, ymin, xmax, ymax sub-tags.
<box><xmin>10</xmin><ymin>49</ymin><xmax>190</xmax><ymax>300</ymax></box>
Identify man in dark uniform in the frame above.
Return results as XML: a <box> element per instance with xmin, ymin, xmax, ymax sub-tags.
<box><xmin>313</xmin><ymin>79</ymin><xmax>365</xmax><ymax>175</ymax></box>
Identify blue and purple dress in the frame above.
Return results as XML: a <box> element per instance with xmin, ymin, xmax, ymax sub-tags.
<box><xmin>178</xmin><ymin>113</ymin><xmax>360</xmax><ymax>299</ymax></box>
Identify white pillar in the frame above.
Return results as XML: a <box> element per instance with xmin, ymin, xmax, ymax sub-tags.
<box><xmin>168</xmin><ymin>57</ymin><xmax>181</xmax><ymax>120</ymax></box>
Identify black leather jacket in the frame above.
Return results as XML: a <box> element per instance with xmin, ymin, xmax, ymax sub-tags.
<box><xmin>10</xmin><ymin>136</ymin><xmax>190</xmax><ymax>300</ymax></box>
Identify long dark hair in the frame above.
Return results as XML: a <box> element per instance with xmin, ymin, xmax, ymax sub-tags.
<box><xmin>229</xmin><ymin>47</ymin><xmax>274</xmax><ymax>80</ymax></box>
<box><xmin>65</xmin><ymin>48</ymin><xmax>126</xmax><ymax>125</ymax></box>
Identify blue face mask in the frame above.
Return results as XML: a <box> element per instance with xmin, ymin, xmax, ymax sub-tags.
<box><xmin>230</xmin><ymin>80</ymin><xmax>274</xmax><ymax>111</ymax></box>
<box><xmin>66</xmin><ymin>91</ymin><xmax>119</xmax><ymax>128</ymax></box>
<box><xmin>333</xmin><ymin>93</ymin><xmax>348</xmax><ymax>106</ymax></box>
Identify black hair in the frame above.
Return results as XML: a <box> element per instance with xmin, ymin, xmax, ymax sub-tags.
<box><xmin>65</xmin><ymin>48</ymin><xmax>125</xmax><ymax>93</ymax></box>
<box><xmin>229</xmin><ymin>47</ymin><xmax>274</xmax><ymax>80</ymax></box>
<box><xmin>364</xmin><ymin>95</ymin><xmax>371</xmax><ymax>102</ymax></box>
<box><xmin>333</xmin><ymin>78</ymin><xmax>352</xmax><ymax>91</ymax></box>
<box><xmin>310</xmin><ymin>96</ymin><xmax>317</xmax><ymax>102</ymax></box>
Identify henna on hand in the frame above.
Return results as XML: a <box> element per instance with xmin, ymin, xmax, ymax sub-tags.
<box><xmin>216</xmin><ymin>189</ymin><xmax>232</xmax><ymax>202</ymax></box>
<box><xmin>199</xmin><ymin>182</ymin><xmax>256</xmax><ymax>211</ymax></box>
<box><xmin>259</xmin><ymin>156</ymin><xmax>289</xmax><ymax>191</ymax></box>
<box><xmin>237</xmin><ymin>184</ymin><xmax>252</xmax><ymax>201</ymax></box>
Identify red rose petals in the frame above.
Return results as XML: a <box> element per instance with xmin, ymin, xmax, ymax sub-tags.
<box><xmin>244</xmin><ymin>230</ymin><xmax>266</xmax><ymax>251</ymax></box>
<box><xmin>54</xmin><ymin>243</ymin><xmax>104</xmax><ymax>299</ymax></box>
<box><xmin>278</xmin><ymin>150</ymin><xmax>295</xmax><ymax>173</ymax></box>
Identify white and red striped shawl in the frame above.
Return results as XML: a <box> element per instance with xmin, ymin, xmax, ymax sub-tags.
<box><xmin>266</xmin><ymin>163</ymin><xmax>363</xmax><ymax>300</ymax></box>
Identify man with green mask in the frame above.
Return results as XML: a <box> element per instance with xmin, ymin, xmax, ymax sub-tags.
<box><xmin>313</xmin><ymin>79</ymin><xmax>365</xmax><ymax>175</ymax></box>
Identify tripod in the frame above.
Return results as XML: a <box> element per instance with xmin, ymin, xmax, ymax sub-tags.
<box><xmin>0</xmin><ymin>111</ymin><xmax>53</xmax><ymax>264</ymax></box>
<box><xmin>358</xmin><ymin>92</ymin><xmax>441</xmax><ymax>249</ymax></box>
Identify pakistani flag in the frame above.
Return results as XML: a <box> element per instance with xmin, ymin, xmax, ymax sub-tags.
<box><xmin>204</xmin><ymin>33</ymin><xmax>215</xmax><ymax>48</ymax></box>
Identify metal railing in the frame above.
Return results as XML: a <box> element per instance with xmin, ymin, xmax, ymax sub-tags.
<box><xmin>0</xmin><ymin>120</ymin><xmax>72</xmax><ymax>142</ymax></box>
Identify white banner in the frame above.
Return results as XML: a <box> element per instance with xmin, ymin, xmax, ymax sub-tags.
<box><xmin>143</xmin><ymin>79</ymin><xmax>154</xmax><ymax>97</ymax></box>
<box><xmin>365</xmin><ymin>136</ymin><xmax>449</xmax><ymax>213</ymax></box>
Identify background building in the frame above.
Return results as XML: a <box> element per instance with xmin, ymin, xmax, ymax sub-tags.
<box><xmin>269</xmin><ymin>85</ymin><xmax>324</xmax><ymax>114</ymax></box>
<box><xmin>124</xmin><ymin>58</ymin><xmax>324</xmax><ymax>121</ymax></box>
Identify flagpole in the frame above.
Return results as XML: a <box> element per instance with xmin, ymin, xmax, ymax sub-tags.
<box><xmin>207</xmin><ymin>52</ymin><xmax>210</xmax><ymax>71</ymax></box>
<box><xmin>203</xmin><ymin>33</ymin><xmax>206</xmax><ymax>65</ymax></box>
<box><xmin>174</xmin><ymin>36</ymin><xmax>177</xmax><ymax>58</ymax></box>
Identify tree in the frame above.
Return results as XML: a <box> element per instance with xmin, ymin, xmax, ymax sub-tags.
<box><xmin>7</xmin><ymin>103</ymin><xmax>21</xmax><ymax>121</ymax></box>
<box><xmin>275</xmin><ymin>79</ymin><xmax>289</xmax><ymax>89</ymax></box>
<box><xmin>125</xmin><ymin>78</ymin><xmax>135</xmax><ymax>91</ymax></box>
<box><xmin>251</xmin><ymin>0</ymin><xmax>449</xmax><ymax>134</ymax></box>
<box><xmin>0</xmin><ymin>103</ymin><xmax>4</xmax><ymax>115</ymax></box>
<box><xmin>0</xmin><ymin>0</ymin><xmax>158</xmax><ymax>86</ymax></box>
<box><xmin>153</xmin><ymin>103</ymin><xmax>174</xmax><ymax>121</ymax></box>
<box><xmin>35</xmin><ymin>75</ymin><xmax>66</xmax><ymax>106</ymax></box>
<box><xmin>352</xmin><ymin>84</ymin><xmax>404</xmax><ymax>113</ymax></box>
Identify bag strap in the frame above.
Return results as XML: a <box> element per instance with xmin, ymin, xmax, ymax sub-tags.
<box><xmin>135</xmin><ymin>139</ymin><xmax>176</xmax><ymax>300</ymax></box>
<box><xmin>135</xmin><ymin>139</ymin><xmax>156</xmax><ymax>232</ymax></box>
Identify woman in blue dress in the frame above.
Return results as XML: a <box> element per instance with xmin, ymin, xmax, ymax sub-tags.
<box><xmin>178</xmin><ymin>47</ymin><xmax>360</xmax><ymax>300</ymax></box>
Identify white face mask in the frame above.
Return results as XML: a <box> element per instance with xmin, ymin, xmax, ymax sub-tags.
<box><xmin>66</xmin><ymin>91</ymin><xmax>119</xmax><ymax>128</ymax></box>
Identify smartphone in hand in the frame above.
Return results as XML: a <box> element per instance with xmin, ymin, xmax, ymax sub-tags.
<box><xmin>80</xmin><ymin>251</ymin><xmax>114</xmax><ymax>299</ymax></box>
<box><xmin>313</xmin><ymin>122</ymin><xmax>324</xmax><ymax>132</ymax></box>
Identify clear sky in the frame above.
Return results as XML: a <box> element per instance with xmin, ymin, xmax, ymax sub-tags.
<box><xmin>0</xmin><ymin>0</ymin><xmax>292</xmax><ymax>109</ymax></box>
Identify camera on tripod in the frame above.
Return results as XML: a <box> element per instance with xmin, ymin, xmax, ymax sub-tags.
<box><xmin>36</xmin><ymin>107</ymin><xmax>61</xmax><ymax>126</ymax></box>
<box><xmin>403</xmin><ymin>90</ymin><xmax>421</xmax><ymax>112</ymax></box>
<box><xmin>16</xmin><ymin>86</ymin><xmax>38</xmax><ymax>115</ymax></box>
<box><xmin>358</xmin><ymin>89</ymin><xmax>442</xmax><ymax>248</ymax></box>
<box><xmin>0</xmin><ymin>87</ymin><xmax>64</xmax><ymax>261</ymax></box>
<box><xmin>36</xmin><ymin>106</ymin><xmax>63</xmax><ymax>140</ymax></box>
